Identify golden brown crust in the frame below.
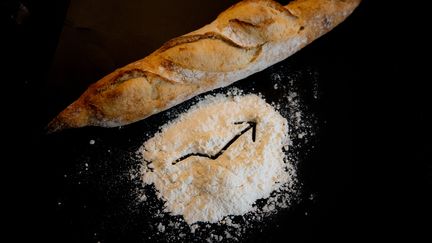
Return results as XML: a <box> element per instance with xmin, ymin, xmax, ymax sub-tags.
<box><xmin>48</xmin><ymin>0</ymin><xmax>361</xmax><ymax>132</ymax></box>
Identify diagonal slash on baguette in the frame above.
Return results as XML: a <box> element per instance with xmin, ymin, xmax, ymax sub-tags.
<box><xmin>48</xmin><ymin>0</ymin><xmax>361</xmax><ymax>133</ymax></box>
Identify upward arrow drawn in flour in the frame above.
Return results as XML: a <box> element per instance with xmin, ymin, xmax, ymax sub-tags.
<box><xmin>172</xmin><ymin>121</ymin><xmax>257</xmax><ymax>165</ymax></box>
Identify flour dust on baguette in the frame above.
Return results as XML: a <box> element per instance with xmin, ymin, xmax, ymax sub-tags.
<box><xmin>48</xmin><ymin>0</ymin><xmax>361</xmax><ymax>133</ymax></box>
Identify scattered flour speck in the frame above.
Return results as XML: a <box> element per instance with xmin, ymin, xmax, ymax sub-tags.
<box><xmin>157</xmin><ymin>223</ymin><xmax>165</xmax><ymax>233</ymax></box>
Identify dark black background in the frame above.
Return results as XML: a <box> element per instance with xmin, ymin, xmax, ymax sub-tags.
<box><xmin>3</xmin><ymin>0</ymin><xmax>429</xmax><ymax>242</ymax></box>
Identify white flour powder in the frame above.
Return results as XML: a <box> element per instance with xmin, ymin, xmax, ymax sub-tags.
<box><xmin>139</xmin><ymin>94</ymin><xmax>292</xmax><ymax>224</ymax></box>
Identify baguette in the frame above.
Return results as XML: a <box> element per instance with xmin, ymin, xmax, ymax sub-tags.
<box><xmin>48</xmin><ymin>0</ymin><xmax>360</xmax><ymax>132</ymax></box>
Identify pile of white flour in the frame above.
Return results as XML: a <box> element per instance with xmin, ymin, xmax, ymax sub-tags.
<box><xmin>139</xmin><ymin>93</ymin><xmax>293</xmax><ymax>224</ymax></box>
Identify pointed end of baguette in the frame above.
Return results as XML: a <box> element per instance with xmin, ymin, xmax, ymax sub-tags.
<box><xmin>46</xmin><ymin>102</ymin><xmax>90</xmax><ymax>134</ymax></box>
<box><xmin>342</xmin><ymin>0</ymin><xmax>362</xmax><ymax>12</ymax></box>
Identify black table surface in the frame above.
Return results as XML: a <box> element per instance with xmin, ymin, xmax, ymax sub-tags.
<box><xmin>5</xmin><ymin>0</ymin><xmax>430</xmax><ymax>242</ymax></box>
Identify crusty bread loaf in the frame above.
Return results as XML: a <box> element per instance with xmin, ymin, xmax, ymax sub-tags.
<box><xmin>48</xmin><ymin>0</ymin><xmax>360</xmax><ymax>132</ymax></box>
